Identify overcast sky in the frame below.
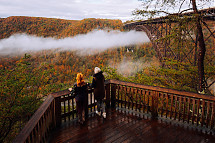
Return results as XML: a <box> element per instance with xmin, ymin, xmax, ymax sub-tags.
<box><xmin>0</xmin><ymin>0</ymin><xmax>144</xmax><ymax>22</ymax></box>
<box><xmin>0</xmin><ymin>0</ymin><xmax>214</xmax><ymax>22</ymax></box>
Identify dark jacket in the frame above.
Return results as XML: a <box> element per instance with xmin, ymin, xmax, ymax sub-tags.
<box><xmin>73</xmin><ymin>83</ymin><xmax>88</xmax><ymax>102</ymax></box>
<box><xmin>92</xmin><ymin>71</ymin><xmax>105</xmax><ymax>100</ymax></box>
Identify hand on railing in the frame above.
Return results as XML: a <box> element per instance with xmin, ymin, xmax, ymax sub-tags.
<box><xmin>68</xmin><ymin>88</ymin><xmax>75</xmax><ymax>96</ymax></box>
<box><xmin>86</xmin><ymin>82</ymin><xmax>92</xmax><ymax>88</ymax></box>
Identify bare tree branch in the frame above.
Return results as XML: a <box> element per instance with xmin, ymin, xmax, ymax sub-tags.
<box><xmin>178</xmin><ymin>0</ymin><xmax>187</xmax><ymax>13</ymax></box>
<box><xmin>179</xmin><ymin>8</ymin><xmax>193</xmax><ymax>14</ymax></box>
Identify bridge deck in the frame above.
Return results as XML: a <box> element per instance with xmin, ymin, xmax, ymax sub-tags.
<box><xmin>49</xmin><ymin>110</ymin><xmax>215</xmax><ymax>143</ymax></box>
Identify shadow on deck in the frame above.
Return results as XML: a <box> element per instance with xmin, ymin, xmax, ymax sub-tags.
<box><xmin>49</xmin><ymin>109</ymin><xmax>215</xmax><ymax>143</ymax></box>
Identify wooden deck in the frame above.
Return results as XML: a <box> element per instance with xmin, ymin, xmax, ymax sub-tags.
<box><xmin>13</xmin><ymin>80</ymin><xmax>215</xmax><ymax>143</ymax></box>
<box><xmin>49</xmin><ymin>109</ymin><xmax>215</xmax><ymax>143</ymax></box>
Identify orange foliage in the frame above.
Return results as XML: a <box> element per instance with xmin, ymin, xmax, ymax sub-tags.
<box><xmin>0</xmin><ymin>16</ymin><xmax>123</xmax><ymax>39</ymax></box>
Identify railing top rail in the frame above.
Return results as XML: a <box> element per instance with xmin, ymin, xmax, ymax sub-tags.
<box><xmin>51</xmin><ymin>89</ymin><xmax>71</xmax><ymax>98</ymax></box>
<box><xmin>106</xmin><ymin>79</ymin><xmax>215</xmax><ymax>101</ymax></box>
<box><xmin>52</xmin><ymin>87</ymin><xmax>95</xmax><ymax>98</ymax></box>
<box><xmin>13</xmin><ymin>94</ymin><xmax>54</xmax><ymax>143</ymax></box>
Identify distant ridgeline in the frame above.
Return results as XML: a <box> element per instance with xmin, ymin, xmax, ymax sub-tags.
<box><xmin>0</xmin><ymin>16</ymin><xmax>123</xmax><ymax>39</ymax></box>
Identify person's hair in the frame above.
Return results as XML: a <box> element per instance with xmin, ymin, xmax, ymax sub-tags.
<box><xmin>94</xmin><ymin>67</ymin><xmax>101</xmax><ymax>74</ymax></box>
<box><xmin>76</xmin><ymin>73</ymin><xmax>85</xmax><ymax>87</ymax></box>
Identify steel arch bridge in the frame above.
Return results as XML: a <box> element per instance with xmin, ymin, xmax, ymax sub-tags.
<box><xmin>124</xmin><ymin>7</ymin><xmax>215</xmax><ymax>92</ymax></box>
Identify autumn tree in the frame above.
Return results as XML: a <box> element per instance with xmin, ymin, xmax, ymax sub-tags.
<box><xmin>0</xmin><ymin>54</ymin><xmax>63</xmax><ymax>142</ymax></box>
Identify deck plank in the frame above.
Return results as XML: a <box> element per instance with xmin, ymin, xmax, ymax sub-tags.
<box><xmin>49</xmin><ymin>110</ymin><xmax>215</xmax><ymax>143</ymax></box>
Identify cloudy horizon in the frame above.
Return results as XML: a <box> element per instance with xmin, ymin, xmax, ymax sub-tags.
<box><xmin>0</xmin><ymin>0</ymin><xmax>143</xmax><ymax>22</ymax></box>
<box><xmin>0</xmin><ymin>0</ymin><xmax>213</xmax><ymax>22</ymax></box>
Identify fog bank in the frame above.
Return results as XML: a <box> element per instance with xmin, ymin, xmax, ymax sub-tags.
<box><xmin>0</xmin><ymin>30</ymin><xmax>150</xmax><ymax>56</ymax></box>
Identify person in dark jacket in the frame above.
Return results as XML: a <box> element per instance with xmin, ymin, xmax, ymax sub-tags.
<box><xmin>91</xmin><ymin>67</ymin><xmax>106</xmax><ymax>118</ymax></box>
<box><xmin>71</xmin><ymin>73</ymin><xmax>88</xmax><ymax>124</ymax></box>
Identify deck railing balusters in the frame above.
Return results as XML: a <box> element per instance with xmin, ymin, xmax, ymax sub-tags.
<box><xmin>90</xmin><ymin>90</ymin><xmax>93</xmax><ymax>113</ymax></box>
<box><xmin>63</xmin><ymin>95</ymin><xmax>66</xmax><ymax>122</ymax></box>
<box><xmin>13</xmin><ymin>79</ymin><xmax>215</xmax><ymax>143</ymax></box>
<box><xmin>32</xmin><ymin>127</ymin><xmax>35</xmax><ymax>143</ymax></box>
<box><xmin>165</xmin><ymin>94</ymin><xmax>169</xmax><ymax>118</ymax></box>
<box><xmin>120</xmin><ymin>86</ymin><xmax>123</xmax><ymax>108</ymax></box>
<box><xmin>174</xmin><ymin>96</ymin><xmax>178</xmax><ymax>120</ymax></box>
<box><xmin>179</xmin><ymin>96</ymin><xmax>182</xmax><ymax>121</ymax></box>
<box><xmin>183</xmin><ymin>97</ymin><xmax>186</xmax><ymax>122</ymax></box>
<box><xmin>111</xmin><ymin>84</ymin><xmax>116</xmax><ymax>109</ymax></box>
<box><xmin>197</xmin><ymin>99</ymin><xmax>201</xmax><ymax>126</ymax></box>
<box><xmin>93</xmin><ymin>91</ymin><xmax>96</xmax><ymax>112</ymax></box>
<box><xmin>201</xmin><ymin>100</ymin><xmax>205</xmax><ymax>127</ymax></box>
<box><xmin>161</xmin><ymin>93</ymin><xmax>164</xmax><ymax>117</ymax></box>
<box><xmin>151</xmin><ymin>91</ymin><xmax>158</xmax><ymax>119</ymax></box>
<box><xmin>191</xmin><ymin>98</ymin><xmax>196</xmax><ymax>124</ymax></box>
<box><xmin>206</xmin><ymin>101</ymin><xmax>210</xmax><ymax>128</ymax></box>
<box><xmin>211</xmin><ymin>102</ymin><xmax>215</xmax><ymax>129</ymax></box>
<box><xmin>117</xmin><ymin>85</ymin><xmax>120</xmax><ymax>108</ymax></box>
<box><xmin>146</xmin><ymin>90</ymin><xmax>148</xmax><ymax>113</ymax></box>
<box><xmin>187</xmin><ymin>98</ymin><xmax>191</xmax><ymax>123</ymax></box>
<box><xmin>143</xmin><ymin>90</ymin><xmax>146</xmax><ymax>113</ymax></box>
<box><xmin>105</xmin><ymin>83</ymin><xmax>110</xmax><ymax>109</ymax></box>
<box><xmin>122</xmin><ymin>86</ymin><xmax>125</xmax><ymax>109</ymax></box>
<box><xmin>71</xmin><ymin>97</ymin><xmax>75</xmax><ymax>119</ymax></box>
<box><xmin>170</xmin><ymin>94</ymin><xmax>174</xmax><ymax>119</ymax></box>
<box><xmin>137</xmin><ymin>88</ymin><xmax>141</xmax><ymax>112</ymax></box>
<box><xmin>135</xmin><ymin>88</ymin><xmax>138</xmax><ymax>112</ymax></box>
<box><xmin>128</xmin><ymin>87</ymin><xmax>131</xmax><ymax>110</ymax></box>
<box><xmin>139</xmin><ymin>89</ymin><xmax>143</xmax><ymax>113</ymax></box>
<box><xmin>124</xmin><ymin>86</ymin><xmax>127</xmax><ymax>109</ymax></box>
<box><xmin>68</xmin><ymin>95</ymin><xmax>70</xmax><ymax>121</ymax></box>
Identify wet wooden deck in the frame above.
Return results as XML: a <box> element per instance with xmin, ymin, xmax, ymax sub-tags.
<box><xmin>49</xmin><ymin>110</ymin><xmax>215</xmax><ymax>143</ymax></box>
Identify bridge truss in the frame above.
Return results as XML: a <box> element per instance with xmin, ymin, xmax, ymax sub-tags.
<box><xmin>124</xmin><ymin>7</ymin><xmax>215</xmax><ymax>92</ymax></box>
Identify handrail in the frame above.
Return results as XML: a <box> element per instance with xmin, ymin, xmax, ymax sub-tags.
<box><xmin>106</xmin><ymin>79</ymin><xmax>215</xmax><ymax>101</ymax></box>
<box><xmin>108</xmin><ymin>79</ymin><xmax>215</xmax><ymax>131</ymax></box>
<box><xmin>51</xmin><ymin>90</ymin><xmax>71</xmax><ymax>98</ymax></box>
<box><xmin>13</xmin><ymin>94</ymin><xmax>55</xmax><ymax>143</ymax></box>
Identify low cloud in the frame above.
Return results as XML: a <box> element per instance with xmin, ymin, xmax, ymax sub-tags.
<box><xmin>109</xmin><ymin>57</ymin><xmax>152</xmax><ymax>77</ymax></box>
<box><xmin>0</xmin><ymin>30</ymin><xmax>150</xmax><ymax>56</ymax></box>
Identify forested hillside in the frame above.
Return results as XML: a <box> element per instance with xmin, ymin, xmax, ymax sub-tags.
<box><xmin>0</xmin><ymin>16</ymin><xmax>123</xmax><ymax>39</ymax></box>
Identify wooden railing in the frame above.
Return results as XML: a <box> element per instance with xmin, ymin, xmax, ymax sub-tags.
<box><xmin>13</xmin><ymin>94</ymin><xmax>56</xmax><ymax>143</ymax></box>
<box><xmin>108</xmin><ymin>80</ymin><xmax>215</xmax><ymax>131</ymax></box>
<box><xmin>13</xmin><ymin>85</ymin><xmax>103</xmax><ymax>143</ymax></box>
<box><xmin>13</xmin><ymin>79</ymin><xmax>215</xmax><ymax>142</ymax></box>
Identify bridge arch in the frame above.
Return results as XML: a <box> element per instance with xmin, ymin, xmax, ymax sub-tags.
<box><xmin>134</xmin><ymin>25</ymin><xmax>164</xmax><ymax>64</ymax></box>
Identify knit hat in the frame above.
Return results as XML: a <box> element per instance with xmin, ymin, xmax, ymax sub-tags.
<box><xmin>94</xmin><ymin>67</ymin><xmax>101</xmax><ymax>74</ymax></box>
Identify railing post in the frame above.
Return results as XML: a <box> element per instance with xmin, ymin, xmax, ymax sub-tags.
<box><xmin>152</xmin><ymin>91</ymin><xmax>158</xmax><ymax>120</ymax></box>
<box><xmin>85</xmin><ymin>91</ymin><xmax>89</xmax><ymax>119</ymax></box>
<box><xmin>106</xmin><ymin>83</ymin><xmax>111</xmax><ymax>108</ymax></box>
<box><xmin>111</xmin><ymin>84</ymin><xmax>116</xmax><ymax>109</ymax></box>
<box><xmin>55</xmin><ymin>96</ymin><xmax>61</xmax><ymax>127</ymax></box>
